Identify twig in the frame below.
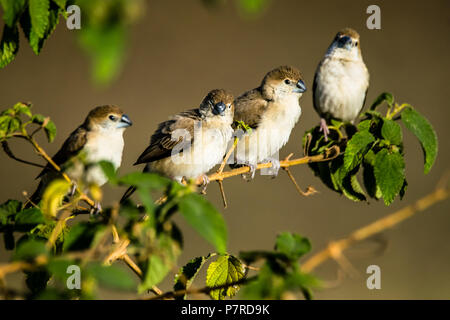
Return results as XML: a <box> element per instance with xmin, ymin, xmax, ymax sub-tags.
<box><xmin>197</xmin><ymin>145</ymin><xmax>340</xmax><ymax>185</ymax></box>
<box><xmin>301</xmin><ymin>181</ymin><xmax>449</xmax><ymax>273</ymax></box>
<box><xmin>1</xmin><ymin>141</ymin><xmax>46</xmax><ymax>169</ymax></box>
<box><xmin>282</xmin><ymin>153</ymin><xmax>317</xmax><ymax>197</ymax></box>
<box><xmin>215</xmin><ymin>137</ymin><xmax>239</xmax><ymax>208</ymax></box>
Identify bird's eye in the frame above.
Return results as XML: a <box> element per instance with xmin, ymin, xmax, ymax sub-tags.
<box><xmin>284</xmin><ymin>79</ymin><xmax>291</xmax><ymax>85</ymax></box>
<box><xmin>355</xmin><ymin>41</ymin><xmax>358</xmax><ymax>47</ymax></box>
<box><xmin>109</xmin><ymin>115</ymin><xmax>117</xmax><ymax>121</ymax></box>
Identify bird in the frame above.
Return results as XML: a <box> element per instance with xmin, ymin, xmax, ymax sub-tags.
<box><xmin>28</xmin><ymin>105</ymin><xmax>132</xmax><ymax>209</ymax></box>
<box><xmin>231</xmin><ymin>65</ymin><xmax>306</xmax><ymax>179</ymax></box>
<box><xmin>121</xmin><ymin>89</ymin><xmax>234</xmax><ymax>202</ymax></box>
<box><xmin>313</xmin><ymin>27</ymin><xmax>369</xmax><ymax>141</ymax></box>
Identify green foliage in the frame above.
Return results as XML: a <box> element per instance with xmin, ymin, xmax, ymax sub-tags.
<box><xmin>174</xmin><ymin>254</ymin><xmax>212</xmax><ymax>299</ymax></box>
<box><xmin>304</xmin><ymin>92</ymin><xmax>438</xmax><ymax>205</ymax></box>
<box><xmin>240</xmin><ymin>232</ymin><xmax>317</xmax><ymax>300</ymax></box>
<box><xmin>206</xmin><ymin>254</ymin><xmax>245</xmax><ymax>300</ymax></box>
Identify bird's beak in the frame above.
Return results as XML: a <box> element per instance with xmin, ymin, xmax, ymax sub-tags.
<box><xmin>212</xmin><ymin>102</ymin><xmax>226</xmax><ymax>116</ymax></box>
<box><xmin>293</xmin><ymin>80</ymin><xmax>307</xmax><ymax>93</ymax></box>
<box><xmin>118</xmin><ymin>114</ymin><xmax>133</xmax><ymax>128</ymax></box>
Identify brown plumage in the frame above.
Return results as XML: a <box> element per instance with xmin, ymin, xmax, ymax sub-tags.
<box><xmin>232</xmin><ymin>66</ymin><xmax>306</xmax><ymax>178</ymax></box>
<box><xmin>121</xmin><ymin>89</ymin><xmax>235</xmax><ymax>202</ymax></box>
<box><xmin>29</xmin><ymin>105</ymin><xmax>132</xmax><ymax>206</ymax></box>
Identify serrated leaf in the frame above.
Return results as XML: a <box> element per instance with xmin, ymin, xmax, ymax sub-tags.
<box><xmin>370</xmin><ymin>92</ymin><xmax>394</xmax><ymax>110</ymax></box>
<box><xmin>275</xmin><ymin>232</ymin><xmax>311</xmax><ymax>261</ymax></box>
<box><xmin>29</xmin><ymin>0</ymin><xmax>50</xmax><ymax>38</ymax></box>
<box><xmin>357</xmin><ymin>119</ymin><xmax>371</xmax><ymax>131</ymax></box>
<box><xmin>139</xmin><ymin>255</ymin><xmax>170</xmax><ymax>293</ymax></box>
<box><xmin>87</xmin><ymin>263</ymin><xmax>136</xmax><ymax>291</ymax></box>
<box><xmin>381</xmin><ymin>119</ymin><xmax>402</xmax><ymax>145</ymax></box>
<box><xmin>374</xmin><ymin>149</ymin><xmax>405</xmax><ymax>205</ymax></box>
<box><xmin>343</xmin><ymin>130</ymin><xmax>375</xmax><ymax>174</ymax></box>
<box><xmin>13</xmin><ymin>102</ymin><xmax>32</xmax><ymax>117</ymax></box>
<box><xmin>206</xmin><ymin>255</ymin><xmax>245</xmax><ymax>300</ymax></box>
<box><xmin>179</xmin><ymin>193</ymin><xmax>227</xmax><ymax>254</ymax></box>
<box><xmin>401</xmin><ymin>107</ymin><xmax>438</xmax><ymax>174</ymax></box>
<box><xmin>0</xmin><ymin>0</ymin><xmax>26</xmax><ymax>27</ymax></box>
<box><xmin>174</xmin><ymin>255</ymin><xmax>210</xmax><ymax>299</ymax></box>
<box><xmin>341</xmin><ymin>173</ymin><xmax>366</xmax><ymax>202</ymax></box>
<box><xmin>0</xmin><ymin>24</ymin><xmax>19</xmax><ymax>68</ymax></box>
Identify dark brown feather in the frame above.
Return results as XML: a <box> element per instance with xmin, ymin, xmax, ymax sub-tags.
<box><xmin>134</xmin><ymin>109</ymin><xmax>200</xmax><ymax>164</ymax></box>
<box><xmin>233</xmin><ymin>88</ymin><xmax>269</xmax><ymax>129</ymax></box>
<box><xmin>36</xmin><ymin>126</ymin><xmax>88</xmax><ymax>179</ymax></box>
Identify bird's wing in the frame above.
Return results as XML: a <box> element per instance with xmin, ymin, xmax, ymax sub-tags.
<box><xmin>36</xmin><ymin>126</ymin><xmax>88</xmax><ymax>179</ymax></box>
<box><xmin>134</xmin><ymin>109</ymin><xmax>198</xmax><ymax>164</ymax></box>
<box><xmin>233</xmin><ymin>88</ymin><xmax>269</xmax><ymax>129</ymax></box>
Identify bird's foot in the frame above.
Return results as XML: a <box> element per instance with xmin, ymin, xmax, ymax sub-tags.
<box><xmin>242</xmin><ymin>162</ymin><xmax>257</xmax><ymax>181</ymax></box>
<box><xmin>200</xmin><ymin>174</ymin><xmax>210</xmax><ymax>194</ymax></box>
<box><xmin>263</xmin><ymin>157</ymin><xmax>281</xmax><ymax>178</ymax></box>
<box><xmin>90</xmin><ymin>201</ymin><xmax>102</xmax><ymax>216</ymax></box>
<box><xmin>68</xmin><ymin>182</ymin><xmax>78</xmax><ymax>197</ymax></box>
<box><xmin>319</xmin><ymin>118</ymin><xmax>330</xmax><ymax>142</ymax></box>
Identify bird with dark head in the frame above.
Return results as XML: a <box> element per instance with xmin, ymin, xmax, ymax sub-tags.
<box><xmin>121</xmin><ymin>89</ymin><xmax>234</xmax><ymax>202</ymax></box>
<box><xmin>28</xmin><ymin>105</ymin><xmax>132</xmax><ymax>209</ymax></box>
<box><xmin>313</xmin><ymin>27</ymin><xmax>369</xmax><ymax>140</ymax></box>
<box><xmin>232</xmin><ymin>65</ymin><xmax>306</xmax><ymax>178</ymax></box>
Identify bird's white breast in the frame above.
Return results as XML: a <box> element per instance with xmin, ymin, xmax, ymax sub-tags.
<box><xmin>237</xmin><ymin>95</ymin><xmax>302</xmax><ymax>164</ymax></box>
<box><xmin>315</xmin><ymin>57</ymin><xmax>369</xmax><ymax>122</ymax></box>
<box><xmin>83</xmin><ymin>129</ymin><xmax>125</xmax><ymax>186</ymax></box>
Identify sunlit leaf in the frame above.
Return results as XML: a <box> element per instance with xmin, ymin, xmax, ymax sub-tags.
<box><xmin>206</xmin><ymin>255</ymin><xmax>245</xmax><ymax>300</ymax></box>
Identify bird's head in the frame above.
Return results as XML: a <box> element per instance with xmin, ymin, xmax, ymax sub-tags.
<box><xmin>84</xmin><ymin>105</ymin><xmax>132</xmax><ymax>132</ymax></box>
<box><xmin>327</xmin><ymin>27</ymin><xmax>361</xmax><ymax>59</ymax></box>
<box><xmin>261</xmin><ymin>65</ymin><xmax>306</xmax><ymax>100</ymax></box>
<box><xmin>199</xmin><ymin>89</ymin><xmax>234</xmax><ymax>122</ymax></box>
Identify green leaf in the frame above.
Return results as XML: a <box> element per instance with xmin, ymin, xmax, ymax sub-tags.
<box><xmin>370</xmin><ymin>92</ymin><xmax>394</xmax><ymax>110</ymax></box>
<box><xmin>13</xmin><ymin>102</ymin><xmax>32</xmax><ymax>117</ymax></box>
<box><xmin>0</xmin><ymin>199</ymin><xmax>22</xmax><ymax>215</ymax></box>
<box><xmin>99</xmin><ymin>160</ymin><xmax>117</xmax><ymax>183</ymax></box>
<box><xmin>381</xmin><ymin>119</ymin><xmax>402</xmax><ymax>145</ymax></box>
<box><xmin>87</xmin><ymin>263</ymin><xmax>136</xmax><ymax>291</ymax></box>
<box><xmin>206</xmin><ymin>255</ymin><xmax>245</xmax><ymax>300</ymax></box>
<box><xmin>15</xmin><ymin>208</ymin><xmax>45</xmax><ymax>227</ymax></box>
<box><xmin>275</xmin><ymin>232</ymin><xmax>311</xmax><ymax>261</ymax></box>
<box><xmin>31</xmin><ymin>114</ymin><xmax>45</xmax><ymax>125</ymax></box>
<box><xmin>179</xmin><ymin>193</ymin><xmax>227</xmax><ymax>254</ymax></box>
<box><xmin>374</xmin><ymin>148</ymin><xmax>405</xmax><ymax>205</ymax></box>
<box><xmin>401</xmin><ymin>107</ymin><xmax>438</xmax><ymax>174</ymax></box>
<box><xmin>341</xmin><ymin>172</ymin><xmax>366</xmax><ymax>202</ymax></box>
<box><xmin>0</xmin><ymin>0</ymin><xmax>26</xmax><ymax>27</ymax></box>
<box><xmin>343</xmin><ymin>130</ymin><xmax>375</xmax><ymax>173</ymax></box>
<box><xmin>0</xmin><ymin>24</ymin><xmax>19</xmax><ymax>68</ymax></box>
<box><xmin>14</xmin><ymin>239</ymin><xmax>47</xmax><ymax>261</ymax></box>
<box><xmin>139</xmin><ymin>255</ymin><xmax>170</xmax><ymax>293</ymax></box>
<box><xmin>63</xmin><ymin>222</ymin><xmax>106</xmax><ymax>251</ymax></box>
<box><xmin>29</xmin><ymin>0</ymin><xmax>50</xmax><ymax>38</ymax></box>
<box><xmin>47</xmin><ymin>258</ymin><xmax>74</xmax><ymax>282</ymax></box>
<box><xmin>44</xmin><ymin>119</ymin><xmax>56</xmax><ymax>142</ymax></box>
<box><xmin>357</xmin><ymin>119</ymin><xmax>371</xmax><ymax>132</ymax></box>
<box><xmin>119</xmin><ymin>172</ymin><xmax>170</xmax><ymax>190</ymax></box>
<box><xmin>174</xmin><ymin>255</ymin><xmax>211</xmax><ymax>299</ymax></box>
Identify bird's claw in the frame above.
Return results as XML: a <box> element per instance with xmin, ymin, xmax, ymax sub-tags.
<box><xmin>242</xmin><ymin>162</ymin><xmax>256</xmax><ymax>181</ymax></box>
<box><xmin>68</xmin><ymin>182</ymin><xmax>78</xmax><ymax>197</ymax></box>
<box><xmin>200</xmin><ymin>174</ymin><xmax>210</xmax><ymax>194</ymax></box>
<box><xmin>319</xmin><ymin>118</ymin><xmax>330</xmax><ymax>142</ymax></box>
<box><xmin>90</xmin><ymin>201</ymin><xmax>102</xmax><ymax>216</ymax></box>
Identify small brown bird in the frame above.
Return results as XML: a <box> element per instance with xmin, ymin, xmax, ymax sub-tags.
<box><xmin>121</xmin><ymin>89</ymin><xmax>234</xmax><ymax>202</ymax></box>
<box><xmin>232</xmin><ymin>66</ymin><xmax>306</xmax><ymax>178</ymax></box>
<box><xmin>29</xmin><ymin>105</ymin><xmax>132</xmax><ymax>207</ymax></box>
<box><xmin>313</xmin><ymin>28</ymin><xmax>369</xmax><ymax>140</ymax></box>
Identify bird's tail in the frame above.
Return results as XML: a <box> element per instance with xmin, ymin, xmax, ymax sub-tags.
<box><xmin>120</xmin><ymin>185</ymin><xmax>137</xmax><ymax>204</ymax></box>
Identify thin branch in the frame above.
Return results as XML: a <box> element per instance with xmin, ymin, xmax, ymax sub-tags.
<box><xmin>1</xmin><ymin>141</ymin><xmax>46</xmax><ymax>169</ymax></box>
<box><xmin>301</xmin><ymin>181</ymin><xmax>449</xmax><ymax>273</ymax></box>
<box><xmin>197</xmin><ymin>145</ymin><xmax>340</xmax><ymax>185</ymax></box>
<box><xmin>282</xmin><ymin>153</ymin><xmax>317</xmax><ymax>197</ymax></box>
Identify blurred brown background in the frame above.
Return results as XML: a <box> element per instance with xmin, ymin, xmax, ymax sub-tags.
<box><xmin>1</xmin><ymin>0</ymin><xmax>449</xmax><ymax>299</ymax></box>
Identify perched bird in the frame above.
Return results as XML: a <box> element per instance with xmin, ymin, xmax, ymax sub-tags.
<box><xmin>29</xmin><ymin>105</ymin><xmax>132</xmax><ymax>208</ymax></box>
<box><xmin>121</xmin><ymin>89</ymin><xmax>234</xmax><ymax>202</ymax></box>
<box><xmin>313</xmin><ymin>28</ymin><xmax>369</xmax><ymax>140</ymax></box>
<box><xmin>232</xmin><ymin>65</ymin><xmax>306</xmax><ymax>178</ymax></box>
